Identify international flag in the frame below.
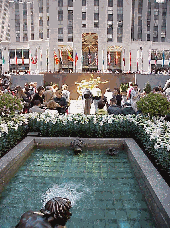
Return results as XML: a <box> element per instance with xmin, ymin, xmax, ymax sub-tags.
<box><xmin>162</xmin><ymin>50</ymin><xmax>165</xmax><ymax>67</ymax></box>
<box><xmin>88</xmin><ymin>48</ymin><xmax>91</xmax><ymax>64</ymax></box>
<box><xmin>2</xmin><ymin>56</ymin><xmax>5</xmax><ymax>64</ymax></box>
<box><xmin>75</xmin><ymin>52</ymin><xmax>78</xmax><ymax>66</ymax></box>
<box><xmin>108</xmin><ymin>52</ymin><xmax>111</xmax><ymax>65</ymax></box>
<box><xmin>54</xmin><ymin>51</ymin><xmax>60</xmax><ymax>64</ymax></box>
<box><xmin>123</xmin><ymin>48</ymin><xmax>125</xmax><ymax>67</ymax></box>
<box><xmin>60</xmin><ymin>49</ymin><xmax>63</xmax><ymax>64</ymax></box>
<box><xmin>16</xmin><ymin>56</ymin><xmax>18</xmax><ymax>65</ymax></box>
<box><xmin>137</xmin><ymin>50</ymin><xmax>139</xmax><ymax>71</ymax></box>
<box><xmin>95</xmin><ymin>53</ymin><xmax>98</xmax><ymax>66</ymax></box>
<box><xmin>130</xmin><ymin>50</ymin><xmax>131</xmax><ymax>71</ymax></box>
<box><xmin>22</xmin><ymin>49</ymin><xmax>24</xmax><ymax>65</ymax></box>
<box><xmin>68</xmin><ymin>51</ymin><xmax>74</xmax><ymax>62</ymax></box>
<box><xmin>116</xmin><ymin>51</ymin><xmax>118</xmax><ymax>65</ymax></box>
<box><xmin>155</xmin><ymin>50</ymin><xmax>157</xmax><ymax>65</ymax></box>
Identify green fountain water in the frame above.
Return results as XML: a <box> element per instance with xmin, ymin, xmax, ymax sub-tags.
<box><xmin>0</xmin><ymin>147</ymin><xmax>156</xmax><ymax>227</ymax></box>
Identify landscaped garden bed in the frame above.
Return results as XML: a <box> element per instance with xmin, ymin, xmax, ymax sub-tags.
<box><xmin>0</xmin><ymin>113</ymin><xmax>170</xmax><ymax>185</ymax></box>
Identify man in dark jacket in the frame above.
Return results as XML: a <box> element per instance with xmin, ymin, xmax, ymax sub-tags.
<box><xmin>54</xmin><ymin>89</ymin><xmax>67</xmax><ymax>114</ymax></box>
<box><xmin>107</xmin><ymin>98</ymin><xmax>122</xmax><ymax>115</ymax></box>
<box><xmin>122</xmin><ymin>102</ymin><xmax>136</xmax><ymax>115</ymax></box>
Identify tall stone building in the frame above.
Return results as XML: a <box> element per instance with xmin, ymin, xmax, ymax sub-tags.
<box><xmin>0</xmin><ymin>0</ymin><xmax>170</xmax><ymax>73</ymax></box>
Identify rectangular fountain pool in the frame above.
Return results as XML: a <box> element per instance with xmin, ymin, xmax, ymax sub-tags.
<box><xmin>0</xmin><ymin>146</ymin><xmax>157</xmax><ymax>227</ymax></box>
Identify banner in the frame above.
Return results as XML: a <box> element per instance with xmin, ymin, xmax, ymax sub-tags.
<box><xmin>162</xmin><ymin>50</ymin><xmax>165</xmax><ymax>67</ymax></box>
<box><xmin>75</xmin><ymin>52</ymin><xmax>78</xmax><ymax>66</ymax></box>
<box><xmin>108</xmin><ymin>52</ymin><xmax>110</xmax><ymax>65</ymax></box>
<box><xmin>54</xmin><ymin>51</ymin><xmax>60</xmax><ymax>64</ymax></box>
<box><xmin>68</xmin><ymin>51</ymin><xmax>74</xmax><ymax>62</ymax></box>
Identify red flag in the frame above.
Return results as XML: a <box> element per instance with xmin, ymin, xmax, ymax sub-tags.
<box><xmin>16</xmin><ymin>56</ymin><xmax>18</xmax><ymax>65</ymax></box>
<box><xmin>22</xmin><ymin>57</ymin><xmax>24</xmax><ymax>65</ymax></box>
<box><xmin>75</xmin><ymin>53</ymin><xmax>78</xmax><ymax>66</ymax></box>
<box><xmin>54</xmin><ymin>51</ymin><xmax>60</xmax><ymax>64</ymax></box>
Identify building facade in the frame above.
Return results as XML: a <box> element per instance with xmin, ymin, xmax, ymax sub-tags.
<box><xmin>0</xmin><ymin>0</ymin><xmax>170</xmax><ymax>73</ymax></box>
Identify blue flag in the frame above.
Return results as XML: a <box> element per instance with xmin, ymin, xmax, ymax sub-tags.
<box><xmin>2</xmin><ymin>56</ymin><xmax>5</xmax><ymax>64</ymax></box>
<box><xmin>162</xmin><ymin>51</ymin><xmax>165</xmax><ymax>67</ymax></box>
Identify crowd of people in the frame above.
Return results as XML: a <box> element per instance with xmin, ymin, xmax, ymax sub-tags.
<box><xmin>83</xmin><ymin>80</ymin><xmax>170</xmax><ymax>116</ymax></box>
<box><xmin>0</xmin><ymin>74</ymin><xmax>170</xmax><ymax>116</ymax></box>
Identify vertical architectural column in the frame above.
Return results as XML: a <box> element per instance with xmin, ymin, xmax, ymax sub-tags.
<box><xmin>19</xmin><ymin>2</ymin><xmax>23</xmax><ymax>42</ymax></box>
<box><xmin>63</xmin><ymin>0</ymin><xmax>68</xmax><ymax>42</ymax></box>
<box><xmin>123</xmin><ymin>0</ymin><xmax>131</xmax><ymax>72</ymax></box>
<box><xmin>131</xmin><ymin>48</ymin><xmax>137</xmax><ymax>72</ymax></box>
<box><xmin>166</xmin><ymin>0</ymin><xmax>170</xmax><ymax>42</ymax></box>
<box><xmin>113</xmin><ymin>0</ymin><xmax>117</xmax><ymax>43</ymax></box>
<box><xmin>73</xmin><ymin>0</ymin><xmax>82</xmax><ymax>72</ymax></box>
<box><xmin>158</xmin><ymin>3</ymin><xmax>162</xmax><ymax>42</ymax></box>
<box><xmin>49</xmin><ymin>0</ymin><xmax>58</xmax><ymax>71</ymax></box>
<box><xmin>134</xmin><ymin>0</ymin><xmax>138</xmax><ymax>40</ymax></box>
<box><xmin>27</xmin><ymin>1</ymin><xmax>31</xmax><ymax>41</ymax></box>
<box><xmin>33</xmin><ymin>0</ymin><xmax>39</xmax><ymax>40</ymax></box>
<box><xmin>43</xmin><ymin>0</ymin><xmax>47</xmax><ymax>40</ymax></box>
<box><xmin>9</xmin><ymin>1</ymin><xmax>16</xmax><ymax>43</ymax></box>
<box><xmin>150</xmin><ymin>0</ymin><xmax>154</xmax><ymax>42</ymax></box>
<box><xmin>142</xmin><ymin>0</ymin><xmax>148</xmax><ymax>41</ymax></box>
<box><xmin>87</xmin><ymin>0</ymin><xmax>94</xmax><ymax>29</ymax></box>
<box><xmin>98</xmin><ymin>0</ymin><xmax>107</xmax><ymax>71</ymax></box>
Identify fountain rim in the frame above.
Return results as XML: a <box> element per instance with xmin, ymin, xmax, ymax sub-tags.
<box><xmin>0</xmin><ymin>136</ymin><xmax>170</xmax><ymax>227</ymax></box>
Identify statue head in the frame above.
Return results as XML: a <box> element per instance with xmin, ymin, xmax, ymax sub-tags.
<box><xmin>41</xmin><ymin>197</ymin><xmax>72</xmax><ymax>226</ymax></box>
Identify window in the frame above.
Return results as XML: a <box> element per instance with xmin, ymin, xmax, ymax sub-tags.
<box><xmin>23</xmin><ymin>49</ymin><xmax>29</xmax><ymax>59</ymax></box>
<box><xmin>39</xmin><ymin>19</ymin><xmax>43</xmax><ymax>26</ymax></box>
<box><xmin>58</xmin><ymin>28</ymin><xmax>63</xmax><ymax>34</ymax></box>
<box><xmin>9</xmin><ymin>49</ymin><xmax>15</xmax><ymax>59</ymax></box>
<box><xmin>68</xmin><ymin>37</ymin><xmax>73</xmax><ymax>42</ymax></box>
<box><xmin>147</xmin><ymin>34</ymin><xmax>150</xmax><ymax>41</ymax></box>
<box><xmin>68</xmin><ymin>27</ymin><xmax>73</xmax><ymax>34</ymax></box>
<box><xmin>117</xmin><ymin>7</ymin><xmax>123</xmax><ymax>14</ymax></box>
<box><xmin>82</xmin><ymin>0</ymin><xmax>86</xmax><ymax>6</ymax></box>
<box><xmin>39</xmin><ymin>33</ymin><xmax>43</xmax><ymax>39</ymax></box>
<box><xmin>47</xmin><ymin>29</ymin><xmax>49</xmax><ymax>38</ymax></box>
<box><xmin>68</xmin><ymin>10</ymin><xmax>73</xmax><ymax>20</ymax></box>
<box><xmin>94</xmin><ymin>0</ymin><xmax>99</xmax><ymax>6</ymax></box>
<box><xmin>58</xmin><ymin>0</ymin><xmax>63</xmax><ymax>7</ymax></box>
<box><xmin>94</xmin><ymin>13</ymin><xmax>99</xmax><ymax>20</ymax></box>
<box><xmin>108</xmin><ymin>14</ymin><xmax>113</xmax><ymax>21</ymax></box>
<box><xmin>82</xmin><ymin>24</ymin><xmax>86</xmax><ymax>28</ymax></box>
<box><xmin>82</xmin><ymin>12</ymin><xmax>86</xmax><ymax>20</ymax></box>
<box><xmin>31</xmin><ymin>33</ymin><xmax>34</xmax><ymax>40</ymax></box>
<box><xmin>68</xmin><ymin>0</ymin><xmax>73</xmax><ymax>7</ymax></box>
<box><xmin>58</xmin><ymin>38</ymin><xmax>63</xmax><ymax>42</ymax></box>
<box><xmin>94</xmin><ymin>22</ymin><xmax>99</xmax><ymax>28</ymax></box>
<box><xmin>58</xmin><ymin>10</ymin><xmax>63</xmax><ymax>21</ymax></box>
<box><xmin>108</xmin><ymin>0</ymin><xmax>113</xmax><ymax>7</ymax></box>
<box><xmin>107</xmin><ymin>27</ymin><xmax>113</xmax><ymax>34</ymax></box>
<box><xmin>16</xmin><ymin>49</ymin><xmax>22</xmax><ymax>58</ymax></box>
<box><xmin>39</xmin><ymin>7</ymin><xmax>43</xmax><ymax>13</ymax></box>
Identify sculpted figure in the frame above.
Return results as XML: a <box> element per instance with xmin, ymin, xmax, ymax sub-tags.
<box><xmin>106</xmin><ymin>147</ymin><xmax>118</xmax><ymax>156</ymax></box>
<box><xmin>70</xmin><ymin>138</ymin><xmax>85</xmax><ymax>154</ymax></box>
<box><xmin>15</xmin><ymin>197</ymin><xmax>72</xmax><ymax>228</ymax></box>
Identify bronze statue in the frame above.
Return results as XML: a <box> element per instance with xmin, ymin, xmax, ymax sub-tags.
<box><xmin>70</xmin><ymin>138</ymin><xmax>85</xmax><ymax>154</ymax></box>
<box><xmin>106</xmin><ymin>147</ymin><xmax>118</xmax><ymax>156</ymax></box>
<box><xmin>15</xmin><ymin>197</ymin><xmax>72</xmax><ymax>228</ymax></box>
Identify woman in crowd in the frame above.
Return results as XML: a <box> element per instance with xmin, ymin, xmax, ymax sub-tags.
<box><xmin>54</xmin><ymin>89</ymin><xmax>67</xmax><ymax>114</ymax></box>
<box><xmin>31</xmin><ymin>86</ymin><xmax>45</xmax><ymax>107</ymax></box>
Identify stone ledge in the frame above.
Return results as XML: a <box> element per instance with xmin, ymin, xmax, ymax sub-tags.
<box><xmin>0</xmin><ymin>136</ymin><xmax>169</xmax><ymax>227</ymax></box>
<box><xmin>125</xmin><ymin>138</ymin><xmax>170</xmax><ymax>228</ymax></box>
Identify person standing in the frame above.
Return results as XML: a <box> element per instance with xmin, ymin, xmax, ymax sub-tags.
<box><xmin>91</xmin><ymin>85</ymin><xmax>102</xmax><ymax>113</ymax></box>
<box><xmin>83</xmin><ymin>88</ymin><xmax>93</xmax><ymax>115</ymax></box>
<box><xmin>131</xmin><ymin>84</ymin><xmax>140</xmax><ymax>113</ymax></box>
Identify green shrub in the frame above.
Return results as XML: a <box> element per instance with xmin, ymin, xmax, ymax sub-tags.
<box><xmin>144</xmin><ymin>82</ymin><xmax>151</xmax><ymax>94</ymax></box>
<box><xmin>137</xmin><ymin>93</ymin><xmax>170</xmax><ymax>117</ymax></box>
<box><xmin>0</xmin><ymin>94</ymin><xmax>23</xmax><ymax>119</ymax></box>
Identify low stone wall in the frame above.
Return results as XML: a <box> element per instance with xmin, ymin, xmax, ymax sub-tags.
<box><xmin>0</xmin><ymin>137</ymin><xmax>169</xmax><ymax>227</ymax></box>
